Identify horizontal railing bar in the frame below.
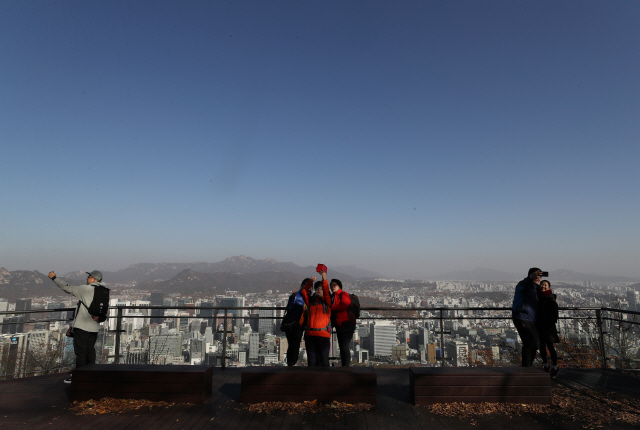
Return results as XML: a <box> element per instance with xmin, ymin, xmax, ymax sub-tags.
<box><xmin>0</xmin><ymin>308</ymin><xmax>74</xmax><ymax>315</ymax></box>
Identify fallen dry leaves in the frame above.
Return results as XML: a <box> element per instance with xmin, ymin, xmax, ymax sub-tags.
<box><xmin>70</xmin><ymin>398</ymin><xmax>174</xmax><ymax>415</ymax></box>
<box><xmin>245</xmin><ymin>399</ymin><xmax>373</xmax><ymax>415</ymax></box>
<box><xmin>427</xmin><ymin>386</ymin><xmax>640</xmax><ymax>428</ymax></box>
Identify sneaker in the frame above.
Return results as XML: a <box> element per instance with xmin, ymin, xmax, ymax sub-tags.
<box><xmin>64</xmin><ymin>377</ymin><xmax>72</xmax><ymax>384</ymax></box>
<box><xmin>550</xmin><ymin>367</ymin><xmax>560</xmax><ymax>379</ymax></box>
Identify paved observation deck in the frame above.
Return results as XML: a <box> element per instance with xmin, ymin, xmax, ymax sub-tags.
<box><xmin>1</xmin><ymin>368</ymin><xmax>639</xmax><ymax>430</ymax></box>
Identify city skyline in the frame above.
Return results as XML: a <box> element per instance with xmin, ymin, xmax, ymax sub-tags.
<box><xmin>2</xmin><ymin>2</ymin><xmax>639</xmax><ymax>279</ymax></box>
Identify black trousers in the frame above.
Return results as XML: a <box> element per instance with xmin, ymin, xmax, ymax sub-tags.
<box><xmin>335</xmin><ymin>325</ymin><xmax>356</xmax><ymax>367</ymax></box>
<box><xmin>73</xmin><ymin>328</ymin><xmax>98</xmax><ymax>369</ymax></box>
<box><xmin>539</xmin><ymin>334</ymin><xmax>558</xmax><ymax>366</ymax></box>
<box><xmin>513</xmin><ymin>318</ymin><xmax>539</xmax><ymax>367</ymax></box>
<box><xmin>285</xmin><ymin>326</ymin><xmax>304</xmax><ymax>366</ymax></box>
<box><xmin>305</xmin><ymin>335</ymin><xmax>330</xmax><ymax>367</ymax></box>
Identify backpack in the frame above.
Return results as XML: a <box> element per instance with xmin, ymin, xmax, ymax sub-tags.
<box><xmin>348</xmin><ymin>293</ymin><xmax>360</xmax><ymax>319</ymax></box>
<box><xmin>79</xmin><ymin>285</ymin><xmax>110</xmax><ymax>323</ymax></box>
<box><xmin>280</xmin><ymin>290</ymin><xmax>306</xmax><ymax>332</ymax></box>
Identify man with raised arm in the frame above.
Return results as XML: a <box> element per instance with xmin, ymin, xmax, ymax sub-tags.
<box><xmin>48</xmin><ymin>270</ymin><xmax>104</xmax><ymax>383</ymax></box>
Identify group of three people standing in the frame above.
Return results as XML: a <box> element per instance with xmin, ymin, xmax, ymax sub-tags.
<box><xmin>512</xmin><ymin>267</ymin><xmax>561</xmax><ymax>377</ymax></box>
<box><xmin>284</xmin><ymin>268</ymin><xmax>356</xmax><ymax>367</ymax></box>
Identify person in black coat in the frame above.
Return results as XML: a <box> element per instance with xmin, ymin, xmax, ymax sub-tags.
<box><xmin>537</xmin><ymin>280</ymin><xmax>560</xmax><ymax>378</ymax></box>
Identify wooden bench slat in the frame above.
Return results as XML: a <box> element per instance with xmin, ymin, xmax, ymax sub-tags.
<box><xmin>72</xmin><ymin>381</ymin><xmax>208</xmax><ymax>395</ymax></box>
<box><xmin>241</xmin><ymin>373</ymin><xmax>376</xmax><ymax>386</ymax></box>
<box><xmin>411</xmin><ymin>375</ymin><xmax>552</xmax><ymax>386</ymax></box>
<box><xmin>71</xmin><ymin>391</ymin><xmax>208</xmax><ymax>403</ymax></box>
<box><xmin>413</xmin><ymin>395</ymin><xmax>553</xmax><ymax>405</ymax></box>
<box><xmin>241</xmin><ymin>385</ymin><xmax>375</xmax><ymax>396</ymax></box>
<box><xmin>414</xmin><ymin>385</ymin><xmax>552</xmax><ymax>396</ymax></box>
<box><xmin>239</xmin><ymin>394</ymin><xmax>378</xmax><ymax>404</ymax></box>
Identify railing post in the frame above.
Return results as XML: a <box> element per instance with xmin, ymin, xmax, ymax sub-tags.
<box><xmin>440</xmin><ymin>309</ymin><xmax>445</xmax><ymax>367</ymax></box>
<box><xmin>596</xmin><ymin>309</ymin><xmax>607</xmax><ymax>370</ymax></box>
<box><xmin>114</xmin><ymin>307</ymin><xmax>123</xmax><ymax>364</ymax></box>
<box><xmin>221</xmin><ymin>308</ymin><xmax>227</xmax><ymax>369</ymax></box>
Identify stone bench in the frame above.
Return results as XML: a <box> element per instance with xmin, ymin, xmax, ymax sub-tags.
<box><xmin>70</xmin><ymin>364</ymin><xmax>213</xmax><ymax>403</ymax></box>
<box><xmin>410</xmin><ymin>367</ymin><xmax>552</xmax><ymax>405</ymax></box>
<box><xmin>240</xmin><ymin>366</ymin><xmax>377</xmax><ymax>405</ymax></box>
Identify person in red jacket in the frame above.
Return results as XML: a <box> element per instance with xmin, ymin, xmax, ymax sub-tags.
<box><xmin>300</xmin><ymin>270</ymin><xmax>331</xmax><ymax>366</ymax></box>
<box><xmin>330</xmin><ymin>278</ymin><xmax>357</xmax><ymax>366</ymax></box>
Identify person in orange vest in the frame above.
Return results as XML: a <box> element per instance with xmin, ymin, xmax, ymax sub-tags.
<box><xmin>300</xmin><ymin>270</ymin><xmax>332</xmax><ymax>366</ymax></box>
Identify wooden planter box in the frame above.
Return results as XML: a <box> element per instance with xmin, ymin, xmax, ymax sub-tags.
<box><xmin>410</xmin><ymin>367</ymin><xmax>552</xmax><ymax>405</ymax></box>
<box><xmin>240</xmin><ymin>366</ymin><xmax>377</xmax><ymax>404</ymax></box>
<box><xmin>70</xmin><ymin>364</ymin><xmax>213</xmax><ymax>403</ymax></box>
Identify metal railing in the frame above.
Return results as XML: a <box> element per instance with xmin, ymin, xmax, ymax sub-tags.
<box><xmin>2</xmin><ymin>305</ymin><xmax>639</xmax><ymax>376</ymax></box>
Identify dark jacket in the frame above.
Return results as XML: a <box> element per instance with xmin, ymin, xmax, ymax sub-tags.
<box><xmin>537</xmin><ymin>293</ymin><xmax>560</xmax><ymax>343</ymax></box>
<box><xmin>512</xmin><ymin>277</ymin><xmax>538</xmax><ymax>322</ymax></box>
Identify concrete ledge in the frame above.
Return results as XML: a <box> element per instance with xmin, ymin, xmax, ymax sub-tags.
<box><xmin>410</xmin><ymin>367</ymin><xmax>552</xmax><ymax>405</ymax></box>
<box><xmin>70</xmin><ymin>364</ymin><xmax>213</xmax><ymax>403</ymax></box>
<box><xmin>240</xmin><ymin>366</ymin><xmax>377</xmax><ymax>404</ymax></box>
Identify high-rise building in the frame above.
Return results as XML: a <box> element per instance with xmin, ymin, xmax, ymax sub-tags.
<box><xmin>150</xmin><ymin>292</ymin><xmax>164</xmax><ymax>324</ymax></box>
<box><xmin>446</xmin><ymin>340</ymin><xmax>469</xmax><ymax>366</ymax></box>
<box><xmin>249</xmin><ymin>332</ymin><xmax>260</xmax><ymax>364</ymax></box>
<box><xmin>16</xmin><ymin>299</ymin><xmax>31</xmax><ymax>312</ymax></box>
<box><xmin>258</xmin><ymin>308</ymin><xmax>275</xmax><ymax>335</ymax></box>
<box><xmin>0</xmin><ymin>300</ymin><xmax>7</xmax><ymax>326</ymax></box>
<box><xmin>14</xmin><ymin>299</ymin><xmax>31</xmax><ymax>333</ymax></box>
<box><xmin>426</xmin><ymin>343</ymin><xmax>439</xmax><ymax>363</ymax></box>
<box><xmin>391</xmin><ymin>344</ymin><xmax>408</xmax><ymax>362</ymax></box>
<box><xmin>46</xmin><ymin>302</ymin><xmax>65</xmax><ymax>326</ymax></box>
<box><xmin>218</xmin><ymin>296</ymin><xmax>246</xmax><ymax>316</ymax></box>
<box><xmin>627</xmin><ymin>290</ymin><xmax>639</xmax><ymax>312</ymax></box>
<box><xmin>198</xmin><ymin>300</ymin><xmax>214</xmax><ymax>316</ymax></box>
<box><xmin>370</xmin><ymin>321</ymin><xmax>396</xmax><ymax>358</ymax></box>
<box><xmin>148</xmin><ymin>334</ymin><xmax>182</xmax><ymax>364</ymax></box>
<box><xmin>189</xmin><ymin>338</ymin><xmax>204</xmax><ymax>364</ymax></box>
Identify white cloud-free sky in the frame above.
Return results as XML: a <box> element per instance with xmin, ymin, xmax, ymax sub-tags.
<box><xmin>1</xmin><ymin>1</ymin><xmax>639</xmax><ymax>279</ymax></box>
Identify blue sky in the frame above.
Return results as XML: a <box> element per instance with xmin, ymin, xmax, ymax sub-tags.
<box><xmin>1</xmin><ymin>1</ymin><xmax>639</xmax><ymax>279</ymax></box>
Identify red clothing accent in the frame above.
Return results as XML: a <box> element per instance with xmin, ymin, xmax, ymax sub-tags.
<box><xmin>301</xmin><ymin>279</ymin><xmax>331</xmax><ymax>338</ymax></box>
<box><xmin>539</xmin><ymin>289</ymin><xmax>553</xmax><ymax>299</ymax></box>
<box><xmin>331</xmin><ymin>289</ymin><xmax>357</xmax><ymax>327</ymax></box>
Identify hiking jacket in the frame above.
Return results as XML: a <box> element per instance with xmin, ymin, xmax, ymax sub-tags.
<box><xmin>512</xmin><ymin>277</ymin><xmax>538</xmax><ymax>322</ymax></box>
<box><xmin>285</xmin><ymin>284</ymin><xmax>308</xmax><ymax>327</ymax></box>
<box><xmin>52</xmin><ymin>277</ymin><xmax>102</xmax><ymax>332</ymax></box>
<box><xmin>537</xmin><ymin>293</ymin><xmax>560</xmax><ymax>343</ymax></box>
<box><xmin>301</xmin><ymin>279</ymin><xmax>332</xmax><ymax>338</ymax></box>
<box><xmin>331</xmin><ymin>289</ymin><xmax>357</xmax><ymax>328</ymax></box>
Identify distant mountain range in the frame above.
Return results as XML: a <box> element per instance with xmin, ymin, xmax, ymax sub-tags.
<box><xmin>1</xmin><ymin>257</ymin><xmax>638</xmax><ymax>301</ymax></box>
<box><xmin>60</xmin><ymin>256</ymin><xmax>377</xmax><ymax>284</ymax></box>
<box><xmin>432</xmin><ymin>267</ymin><xmax>639</xmax><ymax>283</ymax></box>
<box><xmin>0</xmin><ymin>268</ymin><xmax>75</xmax><ymax>301</ymax></box>
<box><xmin>135</xmin><ymin>268</ymin><xmax>305</xmax><ymax>295</ymax></box>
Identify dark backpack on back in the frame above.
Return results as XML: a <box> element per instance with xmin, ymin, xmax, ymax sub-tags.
<box><xmin>348</xmin><ymin>293</ymin><xmax>360</xmax><ymax>319</ymax></box>
<box><xmin>80</xmin><ymin>285</ymin><xmax>110</xmax><ymax>323</ymax></box>
<box><xmin>280</xmin><ymin>290</ymin><xmax>305</xmax><ymax>332</ymax></box>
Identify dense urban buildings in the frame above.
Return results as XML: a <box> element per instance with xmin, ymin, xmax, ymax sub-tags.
<box><xmin>2</xmin><ymin>278</ymin><xmax>639</xmax><ymax>378</ymax></box>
